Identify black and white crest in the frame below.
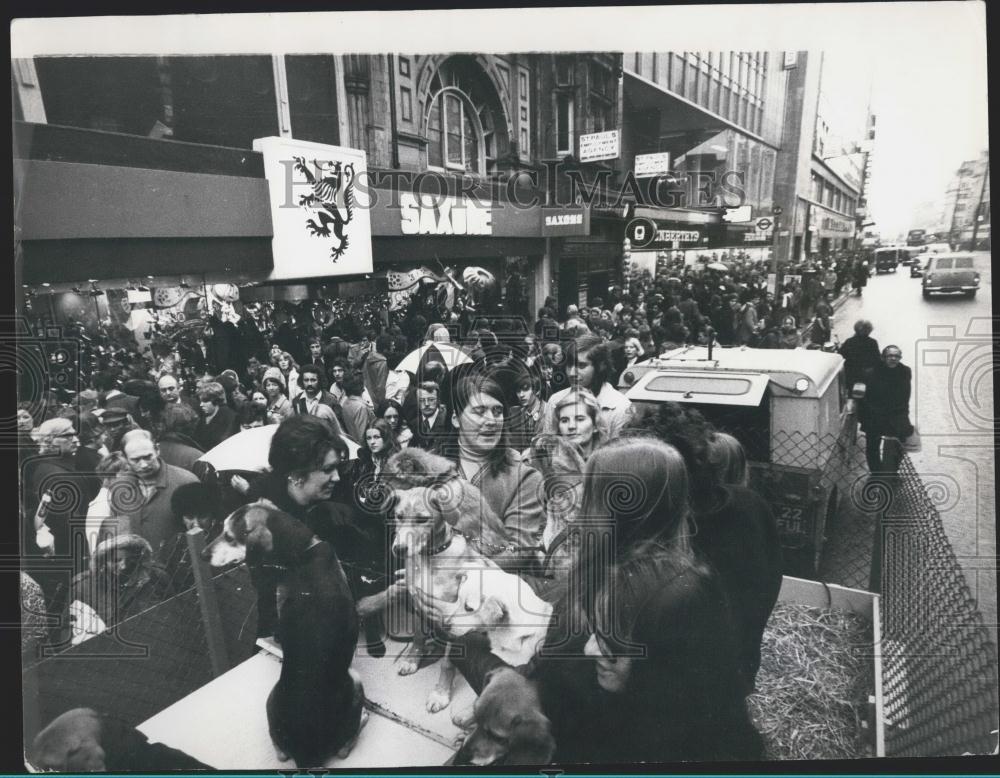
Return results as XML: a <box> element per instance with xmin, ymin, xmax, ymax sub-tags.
<box><xmin>292</xmin><ymin>156</ymin><xmax>356</xmax><ymax>261</ymax></box>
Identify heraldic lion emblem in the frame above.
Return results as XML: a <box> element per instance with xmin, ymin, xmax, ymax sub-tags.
<box><xmin>293</xmin><ymin>156</ymin><xmax>355</xmax><ymax>261</ymax></box>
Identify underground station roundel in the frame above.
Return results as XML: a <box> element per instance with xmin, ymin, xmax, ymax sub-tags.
<box><xmin>625</xmin><ymin>217</ymin><xmax>658</xmax><ymax>249</ymax></box>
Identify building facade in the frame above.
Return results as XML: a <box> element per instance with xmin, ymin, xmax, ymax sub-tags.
<box><xmin>621</xmin><ymin>50</ymin><xmax>788</xmax><ymax>269</ymax></box>
<box><xmin>942</xmin><ymin>150</ymin><xmax>990</xmax><ymax>249</ymax></box>
<box><xmin>13</xmin><ymin>52</ymin><xmax>627</xmax><ymax>321</ymax></box>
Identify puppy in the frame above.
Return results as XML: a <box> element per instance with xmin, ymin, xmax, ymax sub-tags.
<box><xmin>453</xmin><ymin>667</ymin><xmax>556</xmax><ymax>766</ymax></box>
<box><xmin>207</xmin><ymin>503</ymin><xmax>367</xmax><ymax>767</ymax></box>
<box><xmin>31</xmin><ymin>708</ymin><xmax>212</xmax><ymax>771</ymax></box>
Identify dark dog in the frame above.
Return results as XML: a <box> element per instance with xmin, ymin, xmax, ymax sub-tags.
<box><xmin>207</xmin><ymin>503</ymin><xmax>367</xmax><ymax>767</ymax></box>
<box><xmin>31</xmin><ymin>708</ymin><xmax>212</xmax><ymax>771</ymax></box>
<box><xmin>453</xmin><ymin>667</ymin><xmax>555</xmax><ymax>766</ymax></box>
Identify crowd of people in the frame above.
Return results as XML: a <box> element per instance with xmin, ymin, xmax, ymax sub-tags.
<box><xmin>21</xmin><ymin>248</ymin><xmax>903</xmax><ymax>765</ymax></box>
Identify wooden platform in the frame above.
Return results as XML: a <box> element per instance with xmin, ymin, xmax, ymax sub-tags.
<box><xmin>138</xmin><ymin>637</ymin><xmax>476</xmax><ymax>769</ymax></box>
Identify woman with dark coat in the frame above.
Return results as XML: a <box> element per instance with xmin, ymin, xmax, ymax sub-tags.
<box><xmin>838</xmin><ymin>319</ymin><xmax>881</xmax><ymax>390</ymax></box>
<box><xmin>637</xmin><ymin>403</ymin><xmax>783</xmax><ymax>696</ymax></box>
<box><xmin>578</xmin><ymin>545</ymin><xmax>765</xmax><ymax>763</ymax></box>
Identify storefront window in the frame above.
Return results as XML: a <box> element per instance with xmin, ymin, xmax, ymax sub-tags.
<box><xmin>285</xmin><ymin>55</ymin><xmax>340</xmax><ymax>146</ymax></box>
<box><xmin>169</xmin><ymin>56</ymin><xmax>280</xmax><ymax>148</ymax></box>
<box><xmin>35</xmin><ymin>56</ymin><xmax>163</xmax><ymax>136</ymax></box>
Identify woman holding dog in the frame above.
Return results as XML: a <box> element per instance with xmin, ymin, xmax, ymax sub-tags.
<box><xmin>245</xmin><ymin>415</ymin><xmax>376</xmax><ymax>638</ymax></box>
<box><xmin>438</xmin><ymin>371</ymin><xmax>545</xmax><ymax>568</ymax></box>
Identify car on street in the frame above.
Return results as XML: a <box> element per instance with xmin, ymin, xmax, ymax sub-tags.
<box><xmin>873</xmin><ymin>246</ymin><xmax>910</xmax><ymax>273</ymax></box>
<box><xmin>921</xmin><ymin>253</ymin><xmax>981</xmax><ymax>299</ymax></box>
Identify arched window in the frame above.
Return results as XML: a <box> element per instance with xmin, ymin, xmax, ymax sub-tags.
<box><xmin>425</xmin><ymin>58</ymin><xmax>504</xmax><ymax>175</ymax></box>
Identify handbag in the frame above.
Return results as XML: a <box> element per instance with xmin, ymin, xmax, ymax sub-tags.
<box><xmin>903</xmin><ymin>423</ymin><xmax>922</xmax><ymax>453</ymax></box>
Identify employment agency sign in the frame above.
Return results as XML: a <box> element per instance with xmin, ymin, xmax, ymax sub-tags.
<box><xmin>254</xmin><ymin>136</ymin><xmax>373</xmax><ymax>280</ymax></box>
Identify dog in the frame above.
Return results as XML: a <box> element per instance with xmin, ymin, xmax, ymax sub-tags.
<box><xmin>31</xmin><ymin>708</ymin><xmax>212</xmax><ymax>771</ymax></box>
<box><xmin>371</xmin><ymin>448</ymin><xmax>552</xmax><ymax>714</ymax></box>
<box><xmin>207</xmin><ymin>503</ymin><xmax>367</xmax><ymax>767</ymax></box>
<box><xmin>452</xmin><ymin>667</ymin><xmax>556</xmax><ymax>766</ymax></box>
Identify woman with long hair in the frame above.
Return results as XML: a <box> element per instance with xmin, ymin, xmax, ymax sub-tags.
<box><xmin>277</xmin><ymin>351</ymin><xmax>302</xmax><ymax>403</ymax></box>
<box><xmin>634</xmin><ymin>403</ymin><xmax>783</xmax><ymax>696</ymax></box>
<box><xmin>350</xmin><ymin>418</ymin><xmax>400</xmax><ymax>506</ymax></box>
<box><xmin>375</xmin><ymin>398</ymin><xmax>413</xmax><ymax>448</ymax></box>
<box><xmin>580</xmin><ymin>544</ymin><xmax>764</xmax><ymax>762</ymax></box>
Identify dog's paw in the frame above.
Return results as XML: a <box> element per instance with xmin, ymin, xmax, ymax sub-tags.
<box><xmin>397</xmin><ymin>656</ymin><xmax>420</xmax><ymax>675</ymax></box>
<box><xmin>426</xmin><ymin>687</ymin><xmax>452</xmax><ymax>713</ymax></box>
<box><xmin>451</xmin><ymin>704</ymin><xmax>476</xmax><ymax>729</ymax></box>
<box><xmin>274</xmin><ymin>747</ymin><xmax>291</xmax><ymax>763</ymax></box>
<box><xmin>335</xmin><ymin>709</ymin><xmax>369</xmax><ymax>760</ymax></box>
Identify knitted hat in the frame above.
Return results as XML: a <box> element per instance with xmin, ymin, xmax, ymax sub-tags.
<box><xmin>261</xmin><ymin>367</ymin><xmax>286</xmax><ymax>390</ymax></box>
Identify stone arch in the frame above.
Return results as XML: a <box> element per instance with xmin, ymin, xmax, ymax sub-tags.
<box><xmin>416</xmin><ymin>54</ymin><xmax>513</xmax><ymax>172</ymax></box>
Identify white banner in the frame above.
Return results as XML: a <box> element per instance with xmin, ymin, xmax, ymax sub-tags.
<box><xmin>634</xmin><ymin>151</ymin><xmax>672</xmax><ymax>178</ymax></box>
<box><xmin>578</xmin><ymin>130</ymin><xmax>620</xmax><ymax>163</ymax></box>
<box><xmin>253</xmin><ymin>136</ymin><xmax>373</xmax><ymax>281</ymax></box>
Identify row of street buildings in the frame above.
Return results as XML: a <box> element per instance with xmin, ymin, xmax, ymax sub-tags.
<box><xmin>910</xmin><ymin>150</ymin><xmax>990</xmax><ymax>250</ymax></box>
<box><xmin>13</xmin><ymin>50</ymin><xmax>872</xmax><ymax>318</ymax></box>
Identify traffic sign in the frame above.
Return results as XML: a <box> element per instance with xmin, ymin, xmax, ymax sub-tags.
<box><xmin>755</xmin><ymin>217</ymin><xmax>773</xmax><ymax>232</ymax></box>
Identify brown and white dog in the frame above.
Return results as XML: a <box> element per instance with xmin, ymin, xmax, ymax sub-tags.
<box><xmin>374</xmin><ymin>448</ymin><xmax>552</xmax><ymax>714</ymax></box>
<box><xmin>206</xmin><ymin>503</ymin><xmax>367</xmax><ymax>767</ymax></box>
<box><xmin>452</xmin><ymin>667</ymin><xmax>556</xmax><ymax>766</ymax></box>
<box><xmin>31</xmin><ymin>708</ymin><xmax>212</xmax><ymax>772</ymax></box>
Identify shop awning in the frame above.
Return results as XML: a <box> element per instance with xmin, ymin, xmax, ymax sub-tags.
<box><xmin>623</xmin><ymin>71</ymin><xmax>773</xmax><ymax>155</ymax></box>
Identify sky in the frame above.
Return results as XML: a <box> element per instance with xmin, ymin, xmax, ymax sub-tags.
<box><xmin>11</xmin><ymin>3</ymin><xmax>990</xmax><ymax>239</ymax></box>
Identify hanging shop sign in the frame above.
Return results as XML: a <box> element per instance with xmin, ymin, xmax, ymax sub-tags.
<box><xmin>253</xmin><ymin>136</ymin><xmax>373</xmax><ymax>281</ymax></box>
<box><xmin>578</xmin><ymin>130</ymin><xmax>621</xmax><ymax>163</ymax></box>
<box><xmin>625</xmin><ymin>216</ymin><xmax>703</xmax><ymax>249</ymax></box>
<box><xmin>399</xmin><ymin>193</ymin><xmax>493</xmax><ymax>235</ymax></box>
<box><xmin>634</xmin><ymin>152</ymin><xmax>672</xmax><ymax>178</ymax></box>
<box><xmin>541</xmin><ymin>205</ymin><xmax>591</xmax><ymax>237</ymax></box>
<box><xmin>819</xmin><ymin>215</ymin><xmax>854</xmax><ymax>235</ymax></box>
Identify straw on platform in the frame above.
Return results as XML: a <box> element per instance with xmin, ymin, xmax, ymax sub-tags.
<box><xmin>749</xmin><ymin>602</ymin><xmax>875</xmax><ymax>760</ymax></box>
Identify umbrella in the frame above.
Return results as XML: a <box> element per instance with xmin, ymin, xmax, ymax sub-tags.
<box><xmin>707</xmin><ymin>262</ymin><xmax>729</xmax><ymax>271</ymax></box>
<box><xmin>197</xmin><ymin>423</ymin><xmax>360</xmax><ymax>472</ymax></box>
<box><xmin>395</xmin><ymin>342</ymin><xmax>473</xmax><ymax>374</ymax></box>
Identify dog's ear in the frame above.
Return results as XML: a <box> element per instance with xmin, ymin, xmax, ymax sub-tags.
<box><xmin>474</xmin><ymin>594</ymin><xmax>507</xmax><ymax>626</ymax></box>
<box><xmin>241</xmin><ymin>505</ymin><xmax>274</xmax><ymax>553</ymax></box>
<box><xmin>505</xmin><ymin>712</ymin><xmax>556</xmax><ymax>765</ymax></box>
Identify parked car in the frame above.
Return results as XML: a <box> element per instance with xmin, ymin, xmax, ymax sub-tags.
<box><xmin>620</xmin><ymin>346</ymin><xmax>853</xmax><ymax>577</ymax></box>
<box><xmin>922</xmin><ymin>253</ymin><xmax>981</xmax><ymax>299</ymax></box>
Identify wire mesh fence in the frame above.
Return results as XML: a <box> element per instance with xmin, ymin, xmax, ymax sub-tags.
<box><xmin>874</xmin><ymin>453</ymin><xmax>999</xmax><ymax>757</ymax></box>
<box><xmin>22</xmin><ymin>562</ymin><xmax>258</xmax><ymax>744</ymax></box>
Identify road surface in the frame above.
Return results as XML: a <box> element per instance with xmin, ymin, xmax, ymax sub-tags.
<box><xmin>832</xmin><ymin>251</ymin><xmax>995</xmax><ymax>628</ymax></box>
